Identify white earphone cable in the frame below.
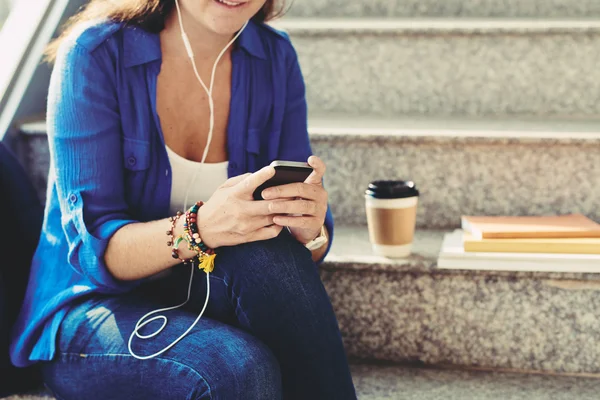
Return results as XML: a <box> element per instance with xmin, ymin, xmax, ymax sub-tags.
<box><xmin>128</xmin><ymin>263</ymin><xmax>210</xmax><ymax>360</ymax></box>
<box><xmin>128</xmin><ymin>1</ymin><xmax>248</xmax><ymax>360</ymax></box>
<box><xmin>177</xmin><ymin>1</ymin><xmax>248</xmax><ymax>209</ymax></box>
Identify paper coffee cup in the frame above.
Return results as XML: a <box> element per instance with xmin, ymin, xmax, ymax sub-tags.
<box><xmin>365</xmin><ymin>180</ymin><xmax>419</xmax><ymax>258</ymax></box>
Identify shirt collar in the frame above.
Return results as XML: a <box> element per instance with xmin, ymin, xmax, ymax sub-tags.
<box><xmin>123</xmin><ymin>20</ymin><xmax>266</xmax><ymax>68</ymax></box>
<box><xmin>123</xmin><ymin>26</ymin><xmax>161</xmax><ymax>68</ymax></box>
<box><xmin>236</xmin><ymin>20</ymin><xmax>267</xmax><ymax>60</ymax></box>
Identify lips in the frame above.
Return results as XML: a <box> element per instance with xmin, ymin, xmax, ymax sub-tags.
<box><xmin>214</xmin><ymin>0</ymin><xmax>248</xmax><ymax>7</ymax></box>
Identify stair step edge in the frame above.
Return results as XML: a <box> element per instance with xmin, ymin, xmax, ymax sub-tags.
<box><xmin>324</xmin><ymin>226</ymin><xmax>600</xmax><ymax>282</ymax></box>
<box><xmin>21</xmin><ymin>118</ymin><xmax>600</xmax><ymax>143</ymax></box>
<box><xmin>308</xmin><ymin>116</ymin><xmax>600</xmax><ymax>143</ymax></box>
<box><xmin>272</xmin><ymin>17</ymin><xmax>600</xmax><ymax>34</ymax></box>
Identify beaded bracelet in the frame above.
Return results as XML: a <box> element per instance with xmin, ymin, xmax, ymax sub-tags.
<box><xmin>184</xmin><ymin>202</ymin><xmax>214</xmax><ymax>254</ymax></box>
<box><xmin>171</xmin><ymin>235</ymin><xmax>198</xmax><ymax>265</ymax></box>
<box><xmin>183</xmin><ymin>201</ymin><xmax>216</xmax><ymax>273</ymax></box>
<box><xmin>166</xmin><ymin>211</ymin><xmax>197</xmax><ymax>265</ymax></box>
<box><xmin>166</xmin><ymin>211</ymin><xmax>183</xmax><ymax>247</ymax></box>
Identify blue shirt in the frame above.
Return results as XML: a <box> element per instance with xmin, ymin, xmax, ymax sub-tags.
<box><xmin>10</xmin><ymin>19</ymin><xmax>334</xmax><ymax>367</ymax></box>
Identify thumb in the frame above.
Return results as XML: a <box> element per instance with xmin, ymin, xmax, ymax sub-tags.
<box><xmin>234</xmin><ymin>166</ymin><xmax>275</xmax><ymax>197</ymax></box>
<box><xmin>304</xmin><ymin>155</ymin><xmax>325</xmax><ymax>186</ymax></box>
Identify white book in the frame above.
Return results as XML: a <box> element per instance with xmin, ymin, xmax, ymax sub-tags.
<box><xmin>437</xmin><ymin>230</ymin><xmax>600</xmax><ymax>273</ymax></box>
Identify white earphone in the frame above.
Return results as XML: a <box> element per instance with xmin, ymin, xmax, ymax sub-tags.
<box><xmin>128</xmin><ymin>0</ymin><xmax>249</xmax><ymax>360</ymax></box>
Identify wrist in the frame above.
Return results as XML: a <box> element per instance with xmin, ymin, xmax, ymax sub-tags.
<box><xmin>196</xmin><ymin>206</ymin><xmax>217</xmax><ymax>249</ymax></box>
<box><xmin>287</xmin><ymin>226</ymin><xmax>314</xmax><ymax>245</ymax></box>
<box><xmin>173</xmin><ymin>212</ymin><xmax>186</xmax><ymax>237</ymax></box>
<box><xmin>305</xmin><ymin>225</ymin><xmax>328</xmax><ymax>251</ymax></box>
<box><xmin>289</xmin><ymin>225</ymin><xmax>328</xmax><ymax>248</ymax></box>
<box><xmin>173</xmin><ymin>215</ymin><xmax>196</xmax><ymax>259</ymax></box>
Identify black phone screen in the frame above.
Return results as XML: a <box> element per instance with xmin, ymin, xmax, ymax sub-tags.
<box><xmin>253</xmin><ymin>166</ymin><xmax>313</xmax><ymax>200</ymax></box>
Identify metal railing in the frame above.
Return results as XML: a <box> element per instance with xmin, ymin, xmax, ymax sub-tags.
<box><xmin>0</xmin><ymin>0</ymin><xmax>70</xmax><ymax>142</ymax></box>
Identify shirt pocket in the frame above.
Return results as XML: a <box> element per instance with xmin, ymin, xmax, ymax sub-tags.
<box><xmin>247</xmin><ymin>128</ymin><xmax>262</xmax><ymax>156</ymax></box>
<box><xmin>246</xmin><ymin>128</ymin><xmax>262</xmax><ymax>172</ymax></box>
<box><xmin>267</xmin><ymin>129</ymin><xmax>282</xmax><ymax>162</ymax></box>
<box><xmin>122</xmin><ymin>137</ymin><xmax>151</xmax><ymax>171</ymax></box>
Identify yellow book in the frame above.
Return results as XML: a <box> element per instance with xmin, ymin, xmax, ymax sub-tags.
<box><xmin>463</xmin><ymin>231</ymin><xmax>600</xmax><ymax>254</ymax></box>
<box><xmin>461</xmin><ymin>214</ymin><xmax>600</xmax><ymax>239</ymax></box>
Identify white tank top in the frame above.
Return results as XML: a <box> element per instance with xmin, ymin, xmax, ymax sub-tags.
<box><xmin>165</xmin><ymin>145</ymin><xmax>229</xmax><ymax>215</ymax></box>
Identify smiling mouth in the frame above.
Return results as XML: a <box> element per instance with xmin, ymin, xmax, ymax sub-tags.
<box><xmin>214</xmin><ymin>0</ymin><xmax>248</xmax><ymax>8</ymax></box>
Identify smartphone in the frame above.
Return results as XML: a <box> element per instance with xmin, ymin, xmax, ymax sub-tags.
<box><xmin>253</xmin><ymin>160</ymin><xmax>314</xmax><ymax>200</ymax></box>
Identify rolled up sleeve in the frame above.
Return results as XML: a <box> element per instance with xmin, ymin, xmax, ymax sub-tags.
<box><xmin>48</xmin><ymin>41</ymin><xmax>139</xmax><ymax>293</ymax></box>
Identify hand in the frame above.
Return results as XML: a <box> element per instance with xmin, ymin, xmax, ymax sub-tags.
<box><xmin>196</xmin><ymin>166</ymin><xmax>284</xmax><ymax>248</ymax></box>
<box><xmin>261</xmin><ymin>156</ymin><xmax>328</xmax><ymax>245</ymax></box>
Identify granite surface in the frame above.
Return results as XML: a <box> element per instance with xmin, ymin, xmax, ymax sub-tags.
<box><xmin>278</xmin><ymin>19</ymin><xmax>600</xmax><ymax>117</ymax></box>
<box><xmin>310</xmin><ymin>118</ymin><xmax>600</xmax><ymax>228</ymax></box>
<box><xmin>349</xmin><ymin>363</ymin><xmax>600</xmax><ymax>400</ymax></box>
<box><xmin>7</xmin><ymin>364</ymin><xmax>600</xmax><ymax>400</ymax></box>
<box><xmin>319</xmin><ymin>226</ymin><xmax>600</xmax><ymax>374</ymax></box>
<box><xmin>327</xmin><ymin>226</ymin><xmax>600</xmax><ymax>281</ymax></box>
<box><xmin>307</xmin><ymin>114</ymin><xmax>600</xmax><ymax>142</ymax></box>
<box><xmin>20</xmin><ymin>118</ymin><xmax>600</xmax><ymax>230</ymax></box>
<box><xmin>286</xmin><ymin>0</ymin><xmax>600</xmax><ymax>18</ymax></box>
<box><xmin>12</xmin><ymin>123</ymin><xmax>600</xmax><ymax>376</ymax></box>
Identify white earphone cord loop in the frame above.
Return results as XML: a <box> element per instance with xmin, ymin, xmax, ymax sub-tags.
<box><xmin>128</xmin><ymin>1</ymin><xmax>248</xmax><ymax>360</ymax></box>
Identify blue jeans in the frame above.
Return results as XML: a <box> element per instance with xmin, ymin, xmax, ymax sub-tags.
<box><xmin>40</xmin><ymin>231</ymin><xmax>357</xmax><ymax>399</ymax></box>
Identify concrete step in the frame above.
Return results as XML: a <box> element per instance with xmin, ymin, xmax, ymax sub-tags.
<box><xmin>12</xmin><ymin>124</ymin><xmax>600</xmax><ymax>377</ymax></box>
<box><xmin>286</xmin><ymin>0</ymin><xmax>600</xmax><ymax>18</ymax></box>
<box><xmin>6</xmin><ymin>363</ymin><xmax>600</xmax><ymax>399</ymax></box>
<box><xmin>322</xmin><ymin>226</ymin><xmax>600</xmax><ymax>374</ymax></box>
<box><xmin>349</xmin><ymin>363</ymin><xmax>600</xmax><ymax>399</ymax></box>
<box><xmin>273</xmin><ymin>18</ymin><xmax>600</xmax><ymax>118</ymax></box>
<box><xmin>309</xmin><ymin>115</ymin><xmax>600</xmax><ymax>228</ymax></box>
<box><xmin>18</xmin><ymin>116</ymin><xmax>600</xmax><ymax>229</ymax></box>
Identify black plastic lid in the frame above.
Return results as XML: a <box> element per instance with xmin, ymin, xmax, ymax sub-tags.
<box><xmin>365</xmin><ymin>180</ymin><xmax>419</xmax><ymax>199</ymax></box>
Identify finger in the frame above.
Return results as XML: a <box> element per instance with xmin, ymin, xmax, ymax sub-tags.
<box><xmin>234</xmin><ymin>166</ymin><xmax>276</xmax><ymax>196</ymax></box>
<box><xmin>304</xmin><ymin>155</ymin><xmax>325</xmax><ymax>185</ymax></box>
<box><xmin>247</xmin><ymin>224</ymin><xmax>283</xmax><ymax>243</ymax></box>
<box><xmin>262</xmin><ymin>182</ymin><xmax>323</xmax><ymax>201</ymax></box>
<box><xmin>220</xmin><ymin>173</ymin><xmax>251</xmax><ymax>189</ymax></box>
<box><xmin>243</xmin><ymin>198</ymin><xmax>286</xmax><ymax>216</ymax></box>
<box><xmin>267</xmin><ymin>199</ymin><xmax>321</xmax><ymax>217</ymax></box>
<box><xmin>272</xmin><ymin>215</ymin><xmax>320</xmax><ymax>229</ymax></box>
<box><xmin>244</xmin><ymin>213</ymin><xmax>276</xmax><ymax>230</ymax></box>
<box><xmin>251</xmin><ymin>215</ymin><xmax>276</xmax><ymax>229</ymax></box>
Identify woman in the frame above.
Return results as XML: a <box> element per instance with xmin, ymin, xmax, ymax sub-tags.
<box><xmin>8</xmin><ymin>0</ymin><xmax>358</xmax><ymax>398</ymax></box>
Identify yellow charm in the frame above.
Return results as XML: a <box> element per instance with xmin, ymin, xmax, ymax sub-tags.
<box><xmin>198</xmin><ymin>253</ymin><xmax>216</xmax><ymax>273</ymax></box>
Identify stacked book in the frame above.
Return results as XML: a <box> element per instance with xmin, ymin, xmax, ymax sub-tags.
<box><xmin>437</xmin><ymin>214</ymin><xmax>600</xmax><ymax>272</ymax></box>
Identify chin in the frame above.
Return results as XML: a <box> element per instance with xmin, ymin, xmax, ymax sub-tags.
<box><xmin>204</xmin><ymin>17</ymin><xmax>251</xmax><ymax>36</ymax></box>
<box><xmin>202</xmin><ymin>0</ymin><xmax>265</xmax><ymax>34</ymax></box>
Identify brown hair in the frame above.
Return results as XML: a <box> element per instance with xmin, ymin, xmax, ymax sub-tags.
<box><xmin>45</xmin><ymin>0</ymin><xmax>286</xmax><ymax>62</ymax></box>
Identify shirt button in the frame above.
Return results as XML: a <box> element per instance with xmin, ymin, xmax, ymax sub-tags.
<box><xmin>69</xmin><ymin>194</ymin><xmax>78</xmax><ymax>203</ymax></box>
<box><xmin>127</xmin><ymin>156</ymin><xmax>136</xmax><ymax>167</ymax></box>
<box><xmin>165</xmin><ymin>169</ymin><xmax>169</xmax><ymax>176</ymax></box>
